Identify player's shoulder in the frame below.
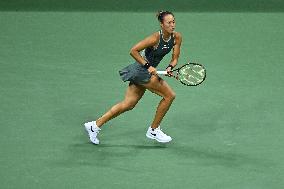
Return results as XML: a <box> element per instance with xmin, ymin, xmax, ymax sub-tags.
<box><xmin>151</xmin><ymin>31</ymin><xmax>160</xmax><ymax>38</ymax></box>
<box><xmin>146</xmin><ymin>31</ymin><xmax>160</xmax><ymax>43</ymax></box>
<box><xmin>173</xmin><ymin>31</ymin><xmax>182</xmax><ymax>39</ymax></box>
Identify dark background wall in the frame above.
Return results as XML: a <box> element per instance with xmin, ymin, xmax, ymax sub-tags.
<box><xmin>1</xmin><ymin>0</ymin><xmax>284</xmax><ymax>12</ymax></box>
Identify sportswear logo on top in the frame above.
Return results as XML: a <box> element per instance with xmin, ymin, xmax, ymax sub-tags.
<box><xmin>91</xmin><ymin>126</ymin><xmax>94</xmax><ymax>132</ymax></box>
<box><xmin>162</xmin><ymin>44</ymin><xmax>169</xmax><ymax>49</ymax></box>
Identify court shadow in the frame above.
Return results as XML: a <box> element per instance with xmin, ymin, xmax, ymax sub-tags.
<box><xmin>47</xmin><ymin>141</ymin><xmax>171</xmax><ymax>173</ymax></box>
<box><xmin>97</xmin><ymin>143</ymin><xmax>169</xmax><ymax>149</ymax></box>
<box><xmin>49</xmin><ymin>134</ymin><xmax>275</xmax><ymax>172</ymax></box>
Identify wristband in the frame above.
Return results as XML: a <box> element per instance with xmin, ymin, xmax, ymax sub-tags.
<box><xmin>143</xmin><ymin>62</ymin><xmax>151</xmax><ymax>69</ymax></box>
<box><xmin>166</xmin><ymin>64</ymin><xmax>174</xmax><ymax>70</ymax></box>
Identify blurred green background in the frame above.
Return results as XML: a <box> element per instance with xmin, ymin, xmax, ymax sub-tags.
<box><xmin>1</xmin><ymin>0</ymin><xmax>284</xmax><ymax>12</ymax></box>
<box><xmin>1</xmin><ymin>1</ymin><xmax>284</xmax><ymax>189</ymax></box>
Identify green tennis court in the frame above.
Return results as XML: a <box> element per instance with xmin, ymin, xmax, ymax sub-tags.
<box><xmin>1</xmin><ymin>1</ymin><xmax>284</xmax><ymax>188</ymax></box>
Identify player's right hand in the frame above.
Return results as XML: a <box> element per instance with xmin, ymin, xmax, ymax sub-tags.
<box><xmin>148</xmin><ymin>66</ymin><xmax>157</xmax><ymax>75</ymax></box>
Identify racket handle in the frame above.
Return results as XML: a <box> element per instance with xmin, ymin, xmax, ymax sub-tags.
<box><xmin>157</xmin><ymin>71</ymin><xmax>167</xmax><ymax>75</ymax></box>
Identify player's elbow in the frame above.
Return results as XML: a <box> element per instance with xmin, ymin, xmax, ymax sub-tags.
<box><xmin>129</xmin><ymin>47</ymin><xmax>138</xmax><ymax>57</ymax></box>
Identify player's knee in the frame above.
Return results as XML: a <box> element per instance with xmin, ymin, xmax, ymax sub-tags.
<box><xmin>126</xmin><ymin>104</ymin><xmax>135</xmax><ymax>111</ymax></box>
<box><xmin>123</xmin><ymin>101</ymin><xmax>137</xmax><ymax>111</ymax></box>
<box><xmin>165</xmin><ymin>91</ymin><xmax>176</xmax><ymax>102</ymax></box>
<box><xmin>169</xmin><ymin>92</ymin><xmax>176</xmax><ymax>101</ymax></box>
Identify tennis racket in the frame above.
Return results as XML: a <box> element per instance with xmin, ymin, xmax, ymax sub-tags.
<box><xmin>157</xmin><ymin>63</ymin><xmax>206</xmax><ymax>86</ymax></box>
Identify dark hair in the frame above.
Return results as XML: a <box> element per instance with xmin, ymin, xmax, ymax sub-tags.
<box><xmin>156</xmin><ymin>10</ymin><xmax>174</xmax><ymax>23</ymax></box>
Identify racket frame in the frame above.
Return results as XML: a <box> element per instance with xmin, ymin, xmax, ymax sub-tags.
<box><xmin>157</xmin><ymin>62</ymin><xmax>206</xmax><ymax>86</ymax></box>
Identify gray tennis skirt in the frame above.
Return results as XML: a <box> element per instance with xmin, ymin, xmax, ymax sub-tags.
<box><xmin>119</xmin><ymin>62</ymin><xmax>152</xmax><ymax>85</ymax></box>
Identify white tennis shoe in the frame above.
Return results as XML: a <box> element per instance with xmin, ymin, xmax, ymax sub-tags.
<box><xmin>146</xmin><ymin>126</ymin><xmax>172</xmax><ymax>143</ymax></box>
<box><xmin>84</xmin><ymin>121</ymin><xmax>101</xmax><ymax>145</ymax></box>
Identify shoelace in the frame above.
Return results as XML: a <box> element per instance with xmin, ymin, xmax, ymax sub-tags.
<box><xmin>91</xmin><ymin>122</ymin><xmax>101</xmax><ymax>134</ymax></box>
<box><xmin>155</xmin><ymin>127</ymin><xmax>168</xmax><ymax>137</ymax></box>
<box><xmin>94</xmin><ymin>129</ymin><xmax>100</xmax><ymax>134</ymax></box>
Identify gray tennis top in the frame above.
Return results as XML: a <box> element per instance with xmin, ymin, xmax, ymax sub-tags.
<box><xmin>141</xmin><ymin>30</ymin><xmax>175</xmax><ymax>68</ymax></box>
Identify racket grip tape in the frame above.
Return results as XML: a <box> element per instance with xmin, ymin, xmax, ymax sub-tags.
<box><xmin>157</xmin><ymin>71</ymin><xmax>167</xmax><ymax>75</ymax></box>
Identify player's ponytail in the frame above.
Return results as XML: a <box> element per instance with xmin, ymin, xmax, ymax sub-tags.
<box><xmin>156</xmin><ymin>10</ymin><xmax>174</xmax><ymax>23</ymax></box>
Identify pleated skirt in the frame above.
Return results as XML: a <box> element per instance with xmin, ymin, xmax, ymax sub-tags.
<box><xmin>119</xmin><ymin>62</ymin><xmax>151</xmax><ymax>85</ymax></box>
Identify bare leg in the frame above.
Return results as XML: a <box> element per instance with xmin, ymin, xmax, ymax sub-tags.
<box><xmin>96</xmin><ymin>84</ymin><xmax>145</xmax><ymax>127</ymax></box>
<box><xmin>142</xmin><ymin>75</ymin><xmax>176</xmax><ymax>129</ymax></box>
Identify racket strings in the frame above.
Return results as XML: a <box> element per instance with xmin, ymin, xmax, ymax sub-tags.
<box><xmin>178</xmin><ymin>65</ymin><xmax>206</xmax><ymax>86</ymax></box>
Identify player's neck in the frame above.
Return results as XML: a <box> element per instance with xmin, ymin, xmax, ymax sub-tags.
<box><xmin>161</xmin><ymin>30</ymin><xmax>171</xmax><ymax>41</ymax></box>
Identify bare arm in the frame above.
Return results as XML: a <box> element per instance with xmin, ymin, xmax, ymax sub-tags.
<box><xmin>129</xmin><ymin>32</ymin><xmax>159</xmax><ymax>68</ymax></box>
<box><xmin>169</xmin><ymin>32</ymin><xmax>182</xmax><ymax>68</ymax></box>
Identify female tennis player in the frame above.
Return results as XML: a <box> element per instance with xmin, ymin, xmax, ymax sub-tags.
<box><xmin>84</xmin><ymin>11</ymin><xmax>182</xmax><ymax>144</ymax></box>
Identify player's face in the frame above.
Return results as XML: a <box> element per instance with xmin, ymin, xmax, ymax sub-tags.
<box><xmin>161</xmin><ymin>14</ymin><xmax>175</xmax><ymax>34</ymax></box>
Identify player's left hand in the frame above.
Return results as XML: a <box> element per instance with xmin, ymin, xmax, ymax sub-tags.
<box><xmin>166</xmin><ymin>67</ymin><xmax>173</xmax><ymax>77</ymax></box>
